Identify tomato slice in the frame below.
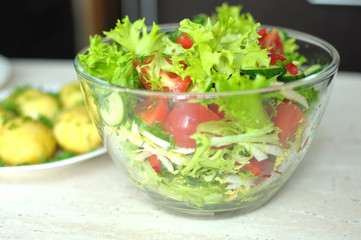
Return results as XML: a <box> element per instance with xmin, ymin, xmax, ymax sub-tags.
<box><xmin>134</xmin><ymin>99</ymin><xmax>170</xmax><ymax>125</ymax></box>
<box><xmin>134</xmin><ymin>56</ymin><xmax>191</xmax><ymax>92</ymax></box>
<box><xmin>285</xmin><ymin>62</ymin><xmax>299</xmax><ymax>75</ymax></box>
<box><xmin>241</xmin><ymin>158</ymin><xmax>261</xmax><ymax>176</ymax></box>
<box><xmin>163</xmin><ymin>102</ymin><xmax>221</xmax><ymax>148</ymax></box>
<box><xmin>273</xmin><ymin>100</ymin><xmax>306</xmax><ymax>148</ymax></box>
<box><xmin>259</xmin><ymin>29</ymin><xmax>283</xmax><ymax>54</ymax></box>
<box><xmin>269</xmin><ymin>53</ymin><xmax>299</xmax><ymax>76</ymax></box>
<box><xmin>241</xmin><ymin>158</ymin><xmax>275</xmax><ymax>178</ymax></box>
<box><xmin>159</xmin><ymin>70</ymin><xmax>191</xmax><ymax>92</ymax></box>
<box><xmin>176</xmin><ymin>33</ymin><xmax>194</xmax><ymax>49</ymax></box>
<box><xmin>257</xmin><ymin>27</ymin><xmax>267</xmax><ymax>40</ymax></box>
<box><xmin>269</xmin><ymin>53</ymin><xmax>287</xmax><ymax>65</ymax></box>
<box><xmin>134</xmin><ymin>57</ymin><xmax>154</xmax><ymax>90</ymax></box>
<box><xmin>147</xmin><ymin>154</ymin><xmax>162</xmax><ymax>173</ymax></box>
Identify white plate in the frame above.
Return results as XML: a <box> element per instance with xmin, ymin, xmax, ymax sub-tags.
<box><xmin>0</xmin><ymin>83</ymin><xmax>107</xmax><ymax>174</ymax></box>
<box><xmin>0</xmin><ymin>148</ymin><xmax>107</xmax><ymax>174</ymax></box>
<box><xmin>0</xmin><ymin>54</ymin><xmax>11</xmax><ymax>87</ymax></box>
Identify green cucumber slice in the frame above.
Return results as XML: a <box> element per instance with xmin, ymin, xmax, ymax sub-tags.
<box><xmin>304</xmin><ymin>64</ymin><xmax>323</xmax><ymax>76</ymax></box>
<box><xmin>241</xmin><ymin>66</ymin><xmax>286</xmax><ymax>78</ymax></box>
<box><xmin>279</xmin><ymin>70</ymin><xmax>305</xmax><ymax>82</ymax></box>
<box><xmin>99</xmin><ymin>92</ymin><xmax>125</xmax><ymax>126</ymax></box>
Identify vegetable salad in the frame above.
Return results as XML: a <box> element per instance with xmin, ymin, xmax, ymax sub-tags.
<box><xmin>79</xmin><ymin>4</ymin><xmax>321</xmax><ymax>208</ymax></box>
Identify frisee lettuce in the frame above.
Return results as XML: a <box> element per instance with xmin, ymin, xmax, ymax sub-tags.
<box><xmin>104</xmin><ymin>16</ymin><xmax>165</xmax><ymax>56</ymax></box>
<box><xmin>78</xmin><ymin>3</ymin><xmax>320</xmax><ymax>207</ymax></box>
<box><xmin>79</xmin><ymin>35</ymin><xmax>140</xmax><ymax>88</ymax></box>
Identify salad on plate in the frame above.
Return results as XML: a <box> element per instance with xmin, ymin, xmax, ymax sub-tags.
<box><xmin>77</xmin><ymin>4</ymin><xmax>324</xmax><ymax>210</ymax></box>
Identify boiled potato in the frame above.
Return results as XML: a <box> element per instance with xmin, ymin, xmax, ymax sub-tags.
<box><xmin>0</xmin><ymin>117</ymin><xmax>56</xmax><ymax>166</ymax></box>
<box><xmin>0</xmin><ymin>107</ymin><xmax>15</xmax><ymax>129</ymax></box>
<box><xmin>7</xmin><ymin>88</ymin><xmax>61</xmax><ymax>121</ymax></box>
<box><xmin>59</xmin><ymin>82</ymin><xmax>84</xmax><ymax>109</ymax></box>
<box><xmin>53</xmin><ymin>105</ymin><xmax>102</xmax><ymax>154</ymax></box>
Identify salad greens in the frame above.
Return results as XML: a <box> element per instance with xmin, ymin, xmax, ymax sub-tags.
<box><xmin>79</xmin><ymin>3</ymin><xmax>321</xmax><ymax>208</ymax></box>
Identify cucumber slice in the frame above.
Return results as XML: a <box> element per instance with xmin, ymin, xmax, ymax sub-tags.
<box><xmin>304</xmin><ymin>64</ymin><xmax>323</xmax><ymax>76</ymax></box>
<box><xmin>99</xmin><ymin>92</ymin><xmax>125</xmax><ymax>126</ymax></box>
<box><xmin>241</xmin><ymin>66</ymin><xmax>286</xmax><ymax>78</ymax></box>
<box><xmin>279</xmin><ymin>70</ymin><xmax>305</xmax><ymax>83</ymax></box>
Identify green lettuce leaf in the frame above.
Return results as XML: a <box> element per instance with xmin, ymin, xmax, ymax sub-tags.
<box><xmin>215</xmin><ymin>3</ymin><xmax>256</xmax><ymax>35</ymax></box>
<box><xmin>214</xmin><ymin>73</ymin><xmax>276</xmax><ymax>129</ymax></box>
<box><xmin>104</xmin><ymin>16</ymin><xmax>165</xmax><ymax>56</ymax></box>
<box><xmin>79</xmin><ymin>35</ymin><xmax>140</xmax><ymax>88</ymax></box>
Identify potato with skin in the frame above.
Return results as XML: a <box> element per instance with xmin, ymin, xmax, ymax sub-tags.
<box><xmin>59</xmin><ymin>82</ymin><xmax>84</xmax><ymax>109</ymax></box>
<box><xmin>53</xmin><ymin>105</ymin><xmax>102</xmax><ymax>154</ymax></box>
<box><xmin>8</xmin><ymin>88</ymin><xmax>61</xmax><ymax>121</ymax></box>
<box><xmin>0</xmin><ymin>117</ymin><xmax>56</xmax><ymax>166</ymax></box>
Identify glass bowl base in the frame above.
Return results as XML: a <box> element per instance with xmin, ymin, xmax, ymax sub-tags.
<box><xmin>140</xmin><ymin>189</ymin><xmax>277</xmax><ymax>218</ymax></box>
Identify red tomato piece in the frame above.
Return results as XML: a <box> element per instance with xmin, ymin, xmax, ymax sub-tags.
<box><xmin>134</xmin><ymin>99</ymin><xmax>170</xmax><ymax>125</ymax></box>
<box><xmin>241</xmin><ymin>158</ymin><xmax>261</xmax><ymax>176</ymax></box>
<box><xmin>269</xmin><ymin>53</ymin><xmax>299</xmax><ymax>76</ymax></box>
<box><xmin>147</xmin><ymin>154</ymin><xmax>162</xmax><ymax>173</ymax></box>
<box><xmin>257</xmin><ymin>27</ymin><xmax>267</xmax><ymax>40</ymax></box>
<box><xmin>269</xmin><ymin>53</ymin><xmax>287</xmax><ymax>65</ymax></box>
<box><xmin>134</xmin><ymin>56</ymin><xmax>191</xmax><ymax>92</ymax></box>
<box><xmin>176</xmin><ymin>33</ymin><xmax>194</xmax><ymax>49</ymax></box>
<box><xmin>285</xmin><ymin>62</ymin><xmax>299</xmax><ymax>75</ymax></box>
<box><xmin>241</xmin><ymin>159</ymin><xmax>275</xmax><ymax>178</ymax></box>
<box><xmin>273</xmin><ymin>100</ymin><xmax>306</xmax><ymax>148</ymax></box>
<box><xmin>259</xmin><ymin>29</ymin><xmax>283</xmax><ymax>54</ymax></box>
<box><xmin>159</xmin><ymin>70</ymin><xmax>191</xmax><ymax>92</ymax></box>
<box><xmin>134</xmin><ymin>57</ymin><xmax>154</xmax><ymax>90</ymax></box>
<box><xmin>163</xmin><ymin>102</ymin><xmax>221</xmax><ymax>148</ymax></box>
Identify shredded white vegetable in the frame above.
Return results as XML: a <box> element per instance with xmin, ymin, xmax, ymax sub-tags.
<box><xmin>242</xmin><ymin>143</ymin><xmax>268</xmax><ymax>161</ymax></box>
<box><xmin>281</xmin><ymin>88</ymin><xmax>309</xmax><ymax>108</ymax></box>
<box><xmin>139</xmin><ymin>129</ymin><xmax>169</xmax><ymax>148</ymax></box>
<box><xmin>157</xmin><ymin>154</ymin><xmax>176</xmax><ymax>173</ymax></box>
<box><xmin>253</xmin><ymin>143</ymin><xmax>284</xmax><ymax>157</ymax></box>
<box><xmin>225</xmin><ymin>174</ymin><xmax>252</xmax><ymax>190</ymax></box>
<box><xmin>139</xmin><ymin>128</ymin><xmax>195</xmax><ymax>155</ymax></box>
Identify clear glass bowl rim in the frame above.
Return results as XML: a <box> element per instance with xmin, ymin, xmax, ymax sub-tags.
<box><xmin>74</xmin><ymin>24</ymin><xmax>340</xmax><ymax>97</ymax></box>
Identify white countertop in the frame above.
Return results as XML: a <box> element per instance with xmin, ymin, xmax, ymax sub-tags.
<box><xmin>1</xmin><ymin>59</ymin><xmax>360</xmax><ymax>240</ymax></box>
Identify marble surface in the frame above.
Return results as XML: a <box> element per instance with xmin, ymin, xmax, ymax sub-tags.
<box><xmin>0</xmin><ymin>60</ymin><xmax>360</xmax><ymax>240</ymax></box>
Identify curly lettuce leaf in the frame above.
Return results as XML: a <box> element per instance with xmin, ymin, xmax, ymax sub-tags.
<box><xmin>214</xmin><ymin>73</ymin><xmax>276</xmax><ymax>129</ymax></box>
<box><xmin>181</xmin><ymin>119</ymin><xmax>280</xmax><ymax>177</ymax></box>
<box><xmin>277</xmin><ymin>29</ymin><xmax>307</xmax><ymax>66</ymax></box>
<box><xmin>104</xmin><ymin>16</ymin><xmax>165</xmax><ymax>56</ymax></box>
<box><xmin>215</xmin><ymin>3</ymin><xmax>257</xmax><ymax>35</ymax></box>
<box><xmin>79</xmin><ymin>35</ymin><xmax>140</xmax><ymax>88</ymax></box>
<box><xmin>174</xmin><ymin>15</ymin><xmax>269</xmax><ymax>93</ymax></box>
<box><xmin>158</xmin><ymin>170</ymin><xmax>227</xmax><ymax>206</ymax></box>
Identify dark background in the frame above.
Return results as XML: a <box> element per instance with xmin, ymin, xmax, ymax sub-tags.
<box><xmin>1</xmin><ymin>0</ymin><xmax>75</xmax><ymax>59</ymax></box>
<box><xmin>1</xmin><ymin>0</ymin><xmax>360</xmax><ymax>72</ymax></box>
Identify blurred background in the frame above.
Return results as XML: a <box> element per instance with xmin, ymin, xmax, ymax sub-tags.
<box><xmin>1</xmin><ymin>0</ymin><xmax>360</xmax><ymax>72</ymax></box>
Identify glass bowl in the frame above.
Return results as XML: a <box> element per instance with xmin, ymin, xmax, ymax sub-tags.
<box><xmin>74</xmin><ymin>25</ymin><xmax>339</xmax><ymax>217</ymax></box>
